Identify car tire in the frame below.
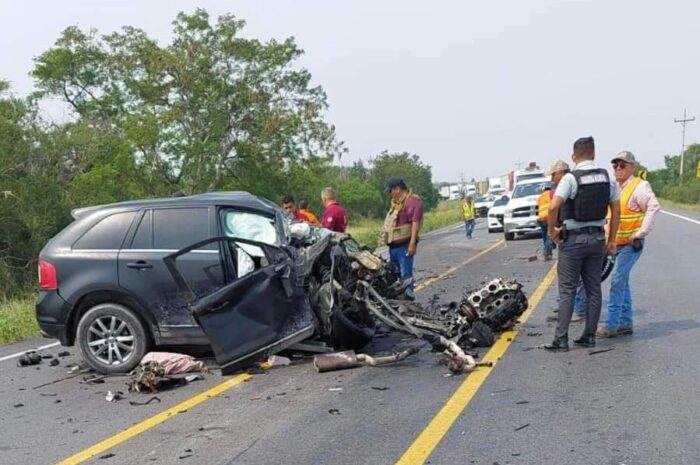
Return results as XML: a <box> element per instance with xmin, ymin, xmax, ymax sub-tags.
<box><xmin>504</xmin><ymin>232</ymin><xmax>515</xmax><ymax>241</ymax></box>
<box><xmin>488</xmin><ymin>228</ymin><xmax>494</xmax><ymax>233</ymax></box>
<box><xmin>76</xmin><ymin>303</ymin><xmax>150</xmax><ymax>374</ymax></box>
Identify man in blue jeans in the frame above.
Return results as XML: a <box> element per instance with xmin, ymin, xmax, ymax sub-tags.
<box><xmin>597</xmin><ymin>151</ymin><xmax>660</xmax><ymax>337</ymax></box>
<box><xmin>380</xmin><ymin>177</ymin><xmax>424</xmax><ymax>300</ymax></box>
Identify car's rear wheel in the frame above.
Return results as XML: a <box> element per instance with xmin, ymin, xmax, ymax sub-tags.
<box><xmin>504</xmin><ymin>232</ymin><xmax>515</xmax><ymax>241</ymax></box>
<box><xmin>76</xmin><ymin>303</ymin><xmax>149</xmax><ymax>374</ymax></box>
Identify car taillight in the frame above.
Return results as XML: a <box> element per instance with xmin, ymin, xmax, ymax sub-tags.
<box><xmin>38</xmin><ymin>259</ymin><xmax>58</xmax><ymax>291</ymax></box>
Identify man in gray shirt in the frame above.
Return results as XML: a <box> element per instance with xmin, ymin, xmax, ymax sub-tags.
<box><xmin>544</xmin><ymin>136</ymin><xmax>621</xmax><ymax>351</ymax></box>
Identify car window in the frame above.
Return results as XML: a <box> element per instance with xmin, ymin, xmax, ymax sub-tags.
<box><xmin>493</xmin><ymin>198</ymin><xmax>509</xmax><ymax>207</ymax></box>
<box><xmin>222</xmin><ymin>210</ymin><xmax>278</xmax><ymax>270</ymax></box>
<box><xmin>130</xmin><ymin>210</ymin><xmax>152</xmax><ymax>249</ymax></box>
<box><xmin>153</xmin><ymin>208</ymin><xmax>210</xmax><ymax>250</ymax></box>
<box><xmin>73</xmin><ymin>212</ymin><xmax>136</xmax><ymax>250</ymax></box>
<box><xmin>512</xmin><ymin>182</ymin><xmax>548</xmax><ymax>199</ymax></box>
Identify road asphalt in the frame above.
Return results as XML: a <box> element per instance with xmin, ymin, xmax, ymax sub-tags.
<box><xmin>0</xmin><ymin>211</ymin><xmax>697</xmax><ymax>465</ymax></box>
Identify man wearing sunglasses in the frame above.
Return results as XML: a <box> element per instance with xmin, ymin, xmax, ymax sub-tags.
<box><xmin>544</xmin><ymin>136</ymin><xmax>621</xmax><ymax>351</ymax></box>
<box><xmin>597</xmin><ymin>151</ymin><xmax>660</xmax><ymax>338</ymax></box>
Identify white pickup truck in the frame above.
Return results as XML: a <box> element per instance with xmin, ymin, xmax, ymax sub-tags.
<box><xmin>502</xmin><ymin>177</ymin><xmax>551</xmax><ymax>241</ymax></box>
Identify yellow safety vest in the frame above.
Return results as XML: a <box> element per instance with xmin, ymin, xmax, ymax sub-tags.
<box><xmin>616</xmin><ymin>177</ymin><xmax>645</xmax><ymax>245</ymax></box>
<box><xmin>537</xmin><ymin>191</ymin><xmax>551</xmax><ymax>221</ymax></box>
<box><xmin>463</xmin><ymin>202</ymin><xmax>474</xmax><ymax>220</ymax></box>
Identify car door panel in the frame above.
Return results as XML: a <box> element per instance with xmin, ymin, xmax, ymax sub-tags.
<box><xmin>164</xmin><ymin>237</ymin><xmax>315</xmax><ymax>374</ymax></box>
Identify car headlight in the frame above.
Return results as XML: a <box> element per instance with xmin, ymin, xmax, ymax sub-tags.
<box><xmin>504</xmin><ymin>209</ymin><xmax>513</xmax><ymax>219</ymax></box>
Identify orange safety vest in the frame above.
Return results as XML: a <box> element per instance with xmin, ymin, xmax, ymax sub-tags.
<box><xmin>615</xmin><ymin>177</ymin><xmax>645</xmax><ymax>245</ymax></box>
<box><xmin>537</xmin><ymin>191</ymin><xmax>551</xmax><ymax>221</ymax></box>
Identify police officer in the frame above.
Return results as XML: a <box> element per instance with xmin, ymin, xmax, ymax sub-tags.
<box><xmin>544</xmin><ymin>137</ymin><xmax>621</xmax><ymax>351</ymax></box>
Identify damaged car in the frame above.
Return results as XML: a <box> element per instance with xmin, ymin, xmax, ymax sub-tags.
<box><xmin>37</xmin><ymin>191</ymin><xmax>529</xmax><ymax>375</ymax></box>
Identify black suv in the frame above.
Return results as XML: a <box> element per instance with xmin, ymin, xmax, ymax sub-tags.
<box><xmin>37</xmin><ymin>192</ymin><xmax>321</xmax><ymax>374</ymax></box>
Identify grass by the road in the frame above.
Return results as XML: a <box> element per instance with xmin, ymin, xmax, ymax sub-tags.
<box><xmin>0</xmin><ymin>200</ymin><xmax>464</xmax><ymax>345</ymax></box>
<box><xmin>0</xmin><ymin>297</ymin><xmax>39</xmax><ymax>345</ymax></box>
<box><xmin>348</xmin><ymin>199</ymin><xmax>463</xmax><ymax>248</ymax></box>
<box><xmin>660</xmin><ymin>198</ymin><xmax>700</xmax><ymax>213</ymax></box>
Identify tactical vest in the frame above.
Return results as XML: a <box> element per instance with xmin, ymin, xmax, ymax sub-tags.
<box><xmin>560</xmin><ymin>168</ymin><xmax>610</xmax><ymax>222</ymax></box>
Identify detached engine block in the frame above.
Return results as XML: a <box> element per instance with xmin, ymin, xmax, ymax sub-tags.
<box><xmin>459</xmin><ymin>278</ymin><xmax>529</xmax><ymax>331</ymax></box>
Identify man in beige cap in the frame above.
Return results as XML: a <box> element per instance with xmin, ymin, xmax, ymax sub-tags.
<box><xmin>597</xmin><ymin>150</ymin><xmax>659</xmax><ymax>337</ymax></box>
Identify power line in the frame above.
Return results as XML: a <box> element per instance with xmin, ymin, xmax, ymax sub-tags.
<box><xmin>674</xmin><ymin>108</ymin><xmax>695</xmax><ymax>177</ymax></box>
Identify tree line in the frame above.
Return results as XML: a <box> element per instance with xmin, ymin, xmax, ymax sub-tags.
<box><xmin>647</xmin><ymin>143</ymin><xmax>700</xmax><ymax>204</ymax></box>
<box><xmin>0</xmin><ymin>9</ymin><xmax>439</xmax><ymax>298</ymax></box>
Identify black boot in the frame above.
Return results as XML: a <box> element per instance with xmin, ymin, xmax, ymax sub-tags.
<box><xmin>573</xmin><ymin>335</ymin><xmax>596</xmax><ymax>347</ymax></box>
<box><xmin>543</xmin><ymin>337</ymin><xmax>569</xmax><ymax>352</ymax></box>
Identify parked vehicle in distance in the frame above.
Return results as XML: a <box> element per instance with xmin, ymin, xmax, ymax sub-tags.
<box><xmin>502</xmin><ymin>178</ymin><xmax>550</xmax><ymax>240</ymax></box>
<box><xmin>474</xmin><ymin>194</ymin><xmax>495</xmax><ymax>218</ymax></box>
<box><xmin>487</xmin><ymin>196</ymin><xmax>510</xmax><ymax>233</ymax></box>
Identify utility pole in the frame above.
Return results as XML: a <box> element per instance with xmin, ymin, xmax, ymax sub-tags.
<box><xmin>674</xmin><ymin>108</ymin><xmax>695</xmax><ymax>177</ymax></box>
<box><xmin>514</xmin><ymin>161</ymin><xmax>523</xmax><ymax>171</ymax></box>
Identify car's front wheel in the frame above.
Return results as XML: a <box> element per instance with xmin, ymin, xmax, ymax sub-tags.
<box><xmin>76</xmin><ymin>303</ymin><xmax>150</xmax><ymax>374</ymax></box>
<box><xmin>504</xmin><ymin>232</ymin><xmax>515</xmax><ymax>241</ymax></box>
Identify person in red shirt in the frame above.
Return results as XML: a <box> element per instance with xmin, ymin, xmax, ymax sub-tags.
<box><xmin>320</xmin><ymin>187</ymin><xmax>348</xmax><ymax>233</ymax></box>
<box><xmin>382</xmin><ymin>176</ymin><xmax>423</xmax><ymax>300</ymax></box>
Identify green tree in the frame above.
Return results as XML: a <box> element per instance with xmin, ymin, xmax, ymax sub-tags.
<box><xmin>32</xmin><ymin>9</ymin><xmax>340</xmax><ymax>194</ymax></box>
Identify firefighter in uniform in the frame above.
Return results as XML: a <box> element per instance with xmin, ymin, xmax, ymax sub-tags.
<box><xmin>597</xmin><ymin>151</ymin><xmax>660</xmax><ymax>337</ymax></box>
<box><xmin>544</xmin><ymin>137</ymin><xmax>621</xmax><ymax>351</ymax></box>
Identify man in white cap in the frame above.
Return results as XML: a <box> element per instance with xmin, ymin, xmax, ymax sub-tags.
<box><xmin>597</xmin><ymin>151</ymin><xmax>660</xmax><ymax>337</ymax></box>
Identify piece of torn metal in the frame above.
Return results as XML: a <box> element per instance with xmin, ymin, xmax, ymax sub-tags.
<box><xmin>313</xmin><ymin>347</ymin><xmax>420</xmax><ymax>373</ymax></box>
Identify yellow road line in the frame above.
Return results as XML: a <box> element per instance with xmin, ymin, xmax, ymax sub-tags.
<box><xmin>394</xmin><ymin>262</ymin><xmax>558</xmax><ymax>465</ymax></box>
<box><xmin>55</xmin><ymin>373</ymin><xmax>252</xmax><ymax>465</ymax></box>
<box><xmin>415</xmin><ymin>239</ymin><xmax>505</xmax><ymax>292</ymax></box>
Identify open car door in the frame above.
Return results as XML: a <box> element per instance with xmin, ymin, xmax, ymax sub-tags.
<box><xmin>164</xmin><ymin>236</ymin><xmax>315</xmax><ymax>374</ymax></box>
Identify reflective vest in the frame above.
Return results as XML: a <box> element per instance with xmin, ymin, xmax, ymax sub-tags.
<box><xmin>537</xmin><ymin>191</ymin><xmax>551</xmax><ymax>221</ymax></box>
<box><xmin>463</xmin><ymin>202</ymin><xmax>474</xmax><ymax>220</ymax></box>
<box><xmin>616</xmin><ymin>177</ymin><xmax>645</xmax><ymax>245</ymax></box>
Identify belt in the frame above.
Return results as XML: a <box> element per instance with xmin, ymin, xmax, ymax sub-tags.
<box><xmin>567</xmin><ymin>226</ymin><xmax>604</xmax><ymax>235</ymax></box>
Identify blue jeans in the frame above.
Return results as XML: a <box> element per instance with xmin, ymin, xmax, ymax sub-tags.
<box><xmin>604</xmin><ymin>245</ymin><xmax>642</xmax><ymax>329</ymax></box>
<box><xmin>464</xmin><ymin>219</ymin><xmax>475</xmax><ymax>238</ymax></box>
<box><xmin>389</xmin><ymin>242</ymin><xmax>415</xmax><ymax>299</ymax></box>
<box><xmin>538</xmin><ymin>220</ymin><xmax>553</xmax><ymax>257</ymax></box>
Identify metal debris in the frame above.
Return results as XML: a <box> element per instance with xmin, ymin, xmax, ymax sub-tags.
<box><xmin>589</xmin><ymin>347</ymin><xmax>615</xmax><ymax>355</ymax></box>
<box><xmin>313</xmin><ymin>347</ymin><xmax>420</xmax><ymax>373</ymax></box>
<box><xmin>129</xmin><ymin>397</ymin><xmax>161</xmax><ymax>406</ymax></box>
<box><xmin>514</xmin><ymin>423</ymin><xmax>530</xmax><ymax>432</ymax></box>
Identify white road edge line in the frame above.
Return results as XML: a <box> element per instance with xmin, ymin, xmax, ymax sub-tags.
<box><xmin>0</xmin><ymin>341</ymin><xmax>60</xmax><ymax>362</ymax></box>
<box><xmin>661</xmin><ymin>210</ymin><xmax>700</xmax><ymax>225</ymax></box>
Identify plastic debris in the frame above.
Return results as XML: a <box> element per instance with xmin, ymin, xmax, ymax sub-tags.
<box><xmin>105</xmin><ymin>390</ymin><xmax>123</xmax><ymax>402</ymax></box>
